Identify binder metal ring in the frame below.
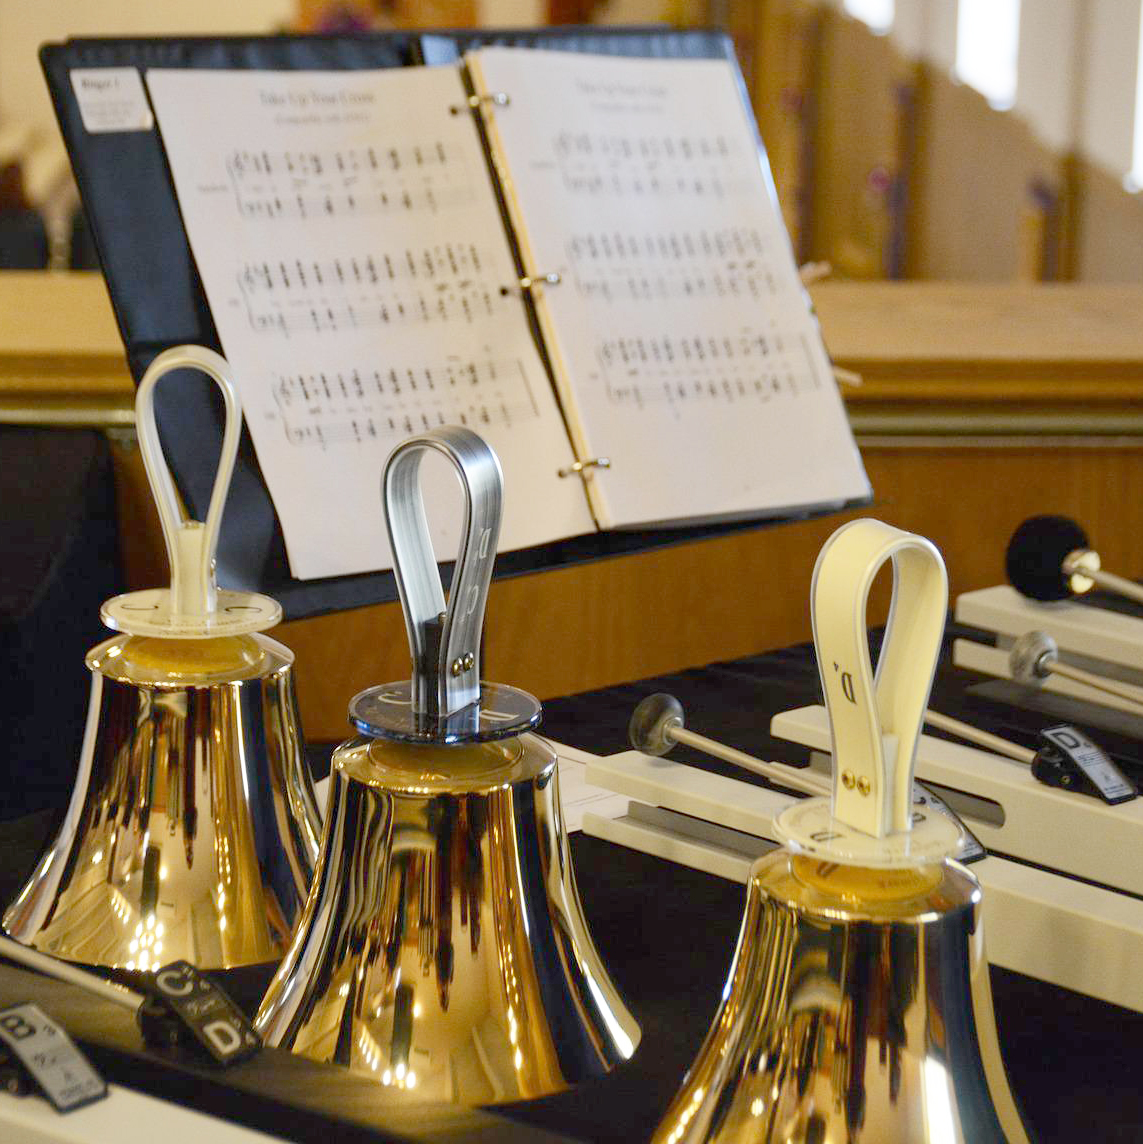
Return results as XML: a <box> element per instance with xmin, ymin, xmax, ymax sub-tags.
<box><xmin>558</xmin><ymin>457</ymin><xmax>611</xmax><ymax>479</ymax></box>
<box><xmin>519</xmin><ymin>272</ymin><xmax>562</xmax><ymax>290</ymax></box>
<box><xmin>449</xmin><ymin>91</ymin><xmax>511</xmax><ymax>115</ymax></box>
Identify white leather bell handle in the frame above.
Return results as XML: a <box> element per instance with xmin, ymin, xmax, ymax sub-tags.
<box><xmin>135</xmin><ymin>345</ymin><xmax>241</xmax><ymax>622</ymax></box>
<box><xmin>811</xmin><ymin>519</ymin><xmax>948</xmax><ymax>838</ymax></box>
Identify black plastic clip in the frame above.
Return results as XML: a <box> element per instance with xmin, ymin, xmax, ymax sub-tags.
<box><xmin>137</xmin><ymin>961</ymin><xmax>260</xmax><ymax>1066</ymax></box>
<box><xmin>0</xmin><ymin>1003</ymin><xmax>108</xmax><ymax>1112</ymax></box>
<box><xmin>1031</xmin><ymin>724</ymin><xmax>1137</xmax><ymax>804</ymax></box>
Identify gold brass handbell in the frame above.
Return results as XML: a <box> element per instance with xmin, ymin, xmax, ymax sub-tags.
<box><xmin>255</xmin><ymin>426</ymin><xmax>639</xmax><ymax>1104</ymax></box>
<box><xmin>654</xmin><ymin>520</ymin><xmax>1030</xmax><ymax>1144</ymax></box>
<box><xmin>3</xmin><ymin>347</ymin><xmax>321</xmax><ymax>970</ymax></box>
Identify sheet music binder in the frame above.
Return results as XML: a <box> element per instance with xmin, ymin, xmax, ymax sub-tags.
<box><xmin>41</xmin><ymin>27</ymin><xmax>868</xmax><ymax>621</ymax></box>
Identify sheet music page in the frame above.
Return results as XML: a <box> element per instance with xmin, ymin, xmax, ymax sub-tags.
<box><xmin>146</xmin><ymin>67</ymin><xmax>594</xmax><ymax>580</ymax></box>
<box><xmin>468</xmin><ymin>48</ymin><xmax>871</xmax><ymax>528</ymax></box>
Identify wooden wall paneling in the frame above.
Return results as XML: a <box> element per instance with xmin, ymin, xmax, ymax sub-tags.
<box><xmin>811</xmin><ymin>282</ymin><xmax>1143</xmax><ymax>405</ymax></box>
<box><xmin>910</xmin><ymin>65</ymin><xmax>1067</xmax><ymax>282</ymax></box>
<box><xmin>901</xmin><ymin>55</ymin><xmax>930</xmax><ymax>282</ymax></box>
<box><xmin>295</xmin><ymin>0</ymin><xmax>478</xmax><ymax>30</ymax></box>
<box><xmin>0</xmin><ymin>273</ymin><xmax>131</xmax><ymax>425</ymax></box>
<box><xmin>720</xmin><ymin>0</ymin><xmax>761</xmax><ymax>95</ymax></box>
<box><xmin>1021</xmin><ymin>159</ymin><xmax>1077</xmax><ymax>283</ymax></box>
<box><xmin>855</xmin><ymin>443</ymin><xmax>1143</xmax><ymax>594</ymax></box>
<box><xmin>1055</xmin><ymin>151</ymin><xmax>1082</xmax><ymax>283</ymax></box>
<box><xmin>886</xmin><ymin>41</ymin><xmax>920</xmax><ymax>280</ymax></box>
<box><xmin>1074</xmin><ymin>159</ymin><xmax>1143</xmax><ymax>283</ymax></box>
<box><xmin>811</xmin><ymin>9</ymin><xmax>906</xmax><ymax>278</ymax></box>
<box><xmin>746</xmin><ymin>0</ymin><xmax>824</xmax><ymax>260</ymax></box>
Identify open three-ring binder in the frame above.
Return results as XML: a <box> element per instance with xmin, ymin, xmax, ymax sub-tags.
<box><xmin>42</xmin><ymin>28</ymin><xmax>870</xmax><ymax>618</ymax></box>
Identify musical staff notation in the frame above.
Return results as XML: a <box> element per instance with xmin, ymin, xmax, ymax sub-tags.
<box><xmin>238</xmin><ymin>245</ymin><xmax>487</xmax><ymax>294</ymax></box>
<box><xmin>244</xmin><ymin>289</ymin><xmax>500</xmax><ymax>333</ymax></box>
<box><xmin>237</xmin><ymin>244</ymin><xmax>505</xmax><ymax>334</ymax></box>
<box><xmin>226</xmin><ymin>142</ymin><xmax>474</xmax><ymax>219</ymax></box>
<box><xmin>552</xmin><ymin>131</ymin><xmax>749</xmax><ymax>199</ymax></box>
<box><xmin>598</xmin><ymin>331</ymin><xmax>822</xmax><ymax>411</ymax></box>
<box><xmin>230</xmin><ymin>143</ymin><xmax>455</xmax><ymax>179</ymax></box>
<box><xmin>271</xmin><ymin>357</ymin><xmax>541</xmax><ymax>448</ymax></box>
<box><xmin>146</xmin><ymin>63</ymin><xmax>606</xmax><ymax>577</ymax></box>
<box><xmin>567</xmin><ymin>226</ymin><xmax>779</xmax><ymax>302</ymax></box>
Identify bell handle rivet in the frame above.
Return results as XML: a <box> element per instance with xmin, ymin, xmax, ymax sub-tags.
<box><xmin>383</xmin><ymin>427</ymin><xmax>503</xmax><ymax>720</ymax></box>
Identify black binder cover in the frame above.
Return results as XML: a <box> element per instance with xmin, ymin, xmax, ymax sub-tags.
<box><xmin>42</xmin><ymin>28</ymin><xmax>860</xmax><ymax>621</ymax></box>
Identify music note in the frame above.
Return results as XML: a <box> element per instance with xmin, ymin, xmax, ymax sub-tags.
<box><xmin>236</xmin><ymin>244</ymin><xmax>503</xmax><ymax>334</ymax></box>
<box><xmin>146</xmin><ymin>64</ymin><xmax>599</xmax><ymax>580</ymax></box>
<box><xmin>567</xmin><ymin>226</ymin><xmax>772</xmax><ymax>303</ymax></box>
<box><xmin>225</xmin><ymin>143</ymin><xmax>473</xmax><ymax>220</ymax></box>
<box><xmin>272</xmin><ymin>356</ymin><xmax>542</xmax><ymax>449</ymax></box>
<box><xmin>551</xmin><ymin>131</ymin><xmax>747</xmax><ymax>200</ymax></box>
<box><xmin>597</xmin><ymin>330</ymin><xmax>820</xmax><ymax>413</ymax></box>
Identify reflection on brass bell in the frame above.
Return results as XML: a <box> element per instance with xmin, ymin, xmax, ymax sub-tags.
<box><xmin>3</xmin><ymin>347</ymin><xmax>321</xmax><ymax>970</ymax></box>
<box><xmin>255</xmin><ymin>426</ymin><xmax>639</xmax><ymax>1104</ymax></box>
<box><xmin>655</xmin><ymin>520</ymin><xmax>1030</xmax><ymax>1143</ymax></box>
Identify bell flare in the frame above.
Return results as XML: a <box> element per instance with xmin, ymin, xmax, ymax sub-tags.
<box><xmin>3</xmin><ymin>633</ymin><xmax>322</xmax><ymax>970</ymax></box>
<box><xmin>654</xmin><ymin>850</ymin><xmax>1029</xmax><ymax>1144</ymax></box>
<box><xmin>255</xmin><ymin>735</ymin><xmax>640</xmax><ymax>1104</ymax></box>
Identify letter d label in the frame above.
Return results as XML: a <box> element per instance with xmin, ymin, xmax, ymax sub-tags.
<box><xmin>203</xmin><ymin>1020</ymin><xmax>242</xmax><ymax>1057</ymax></box>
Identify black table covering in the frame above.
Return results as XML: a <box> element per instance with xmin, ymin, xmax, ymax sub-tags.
<box><xmin>0</xmin><ymin>427</ymin><xmax>123</xmax><ymax>818</ymax></box>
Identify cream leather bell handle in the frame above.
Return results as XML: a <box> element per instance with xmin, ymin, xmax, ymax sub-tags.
<box><xmin>135</xmin><ymin>345</ymin><xmax>241</xmax><ymax>622</ymax></box>
<box><xmin>383</xmin><ymin>426</ymin><xmax>503</xmax><ymax>718</ymax></box>
<box><xmin>811</xmin><ymin>519</ymin><xmax>948</xmax><ymax>838</ymax></box>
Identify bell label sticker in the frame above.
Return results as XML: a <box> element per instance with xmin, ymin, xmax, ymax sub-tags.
<box><xmin>70</xmin><ymin>68</ymin><xmax>154</xmax><ymax>133</ymax></box>
<box><xmin>151</xmin><ymin>961</ymin><xmax>260</xmax><ymax>1065</ymax></box>
<box><xmin>911</xmin><ymin>782</ymin><xmax>986</xmax><ymax>863</ymax></box>
<box><xmin>1040</xmin><ymin>725</ymin><xmax>1136</xmax><ymax>804</ymax></box>
<box><xmin>0</xmin><ymin>1003</ymin><xmax>107</xmax><ymax>1112</ymax></box>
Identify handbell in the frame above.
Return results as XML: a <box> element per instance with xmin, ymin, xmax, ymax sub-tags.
<box><xmin>654</xmin><ymin>520</ymin><xmax>1030</xmax><ymax>1143</ymax></box>
<box><xmin>3</xmin><ymin>346</ymin><xmax>321</xmax><ymax>969</ymax></box>
<box><xmin>255</xmin><ymin>426</ymin><xmax>639</xmax><ymax>1103</ymax></box>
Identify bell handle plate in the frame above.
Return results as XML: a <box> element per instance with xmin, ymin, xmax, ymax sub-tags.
<box><xmin>782</xmin><ymin>519</ymin><xmax>955</xmax><ymax>861</ymax></box>
<box><xmin>383</xmin><ymin>426</ymin><xmax>503</xmax><ymax>717</ymax></box>
<box><xmin>101</xmin><ymin>345</ymin><xmax>281</xmax><ymax>638</ymax></box>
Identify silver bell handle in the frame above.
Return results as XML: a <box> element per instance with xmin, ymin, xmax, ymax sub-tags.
<box><xmin>135</xmin><ymin>345</ymin><xmax>242</xmax><ymax>622</ymax></box>
<box><xmin>383</xmin><ymin>426</ymin><xmax>503</xmax><ymax>718</ymax></box>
